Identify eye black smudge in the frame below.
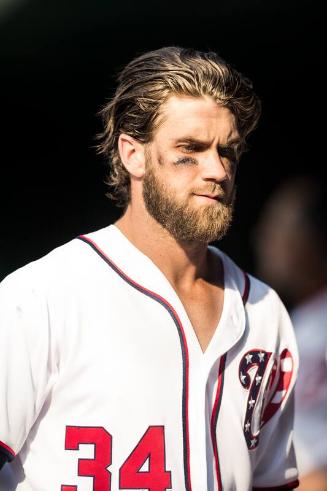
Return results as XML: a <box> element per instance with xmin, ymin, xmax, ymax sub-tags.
<box><xmin>174</xmin><ymin>157</ymin><xmax>198</xmax><ymax>166</ymax></box>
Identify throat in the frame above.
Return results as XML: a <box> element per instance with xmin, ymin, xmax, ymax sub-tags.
<box><xmin>177</xmin><ymin>279</ymin><xmax>224</xmax><ymax>353</ymax></box>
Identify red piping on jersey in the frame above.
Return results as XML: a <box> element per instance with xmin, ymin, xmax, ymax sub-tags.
<box><xmin>253</xmin><ymin>479</ymin><xmax>299</xmax><ymax>490</ymax></box>
<box><xmin>78</xmin><ymin>235</ymin><xmax>193</xmax><ymax>491</ymax></box>
<box><xmin>0</xmin><ymin>440</ymin><xmax>15</xmax><ymax>459</ymax></box>
<box><xmin>210</xmin><ymin>354</ymin><xmax>227</xmax><ymax>491</ymax></box>
<box><xmin>210</xmin><ymin>272</ymin><xmax>250</xmax><ymax>490</ymax></box>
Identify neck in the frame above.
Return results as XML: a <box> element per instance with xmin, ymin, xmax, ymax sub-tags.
<box><xmin>115</xmin><ymin>203</ymin><xmax>220</xmax><ymax>290</ymax></box>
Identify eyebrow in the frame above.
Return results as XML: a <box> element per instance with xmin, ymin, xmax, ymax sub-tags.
<box><xmin>174</xmin><ymin>137</ymin><xmax>242</xmax><ymax>147</ymax></box>
<box><xmin>174</xmin><ymin>138</ymin><xmax>209</xmax><ymax>149</ymax></box>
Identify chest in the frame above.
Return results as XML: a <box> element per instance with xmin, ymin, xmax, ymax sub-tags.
<box><xmin>177</xmin><ymin>283</ymin><xmax>224</xmax><ymax>352</ymax></box>
<box><xmin>38</xmin><ymin>280</ymin><xmax>287</xmax><ymax>491</ymax></box>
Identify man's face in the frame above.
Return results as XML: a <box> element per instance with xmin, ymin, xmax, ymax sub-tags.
<box><xmin>142</xmin><ymin>95</ymin><xmax>240</xmax><ymax>243</ymax></box>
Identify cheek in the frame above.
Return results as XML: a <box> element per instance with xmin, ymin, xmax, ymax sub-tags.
<box><xmin>177</xmin><ymin>173</ymin><xmax>200</xmax><ymax>199</ymax></box>
<box><xmin>165</xmin><ymin>165</ymin><xmax>198</xmax><ymax>189</ymax></box>
<box><xmin>225</xmin><ymin>175</ymin><xmax>236</xmax><ymax>198</ymax></box>
<box><xmin>151</xmin><ymin>151</ymin><xmax>199</xmax><ymax>196</ymax></box>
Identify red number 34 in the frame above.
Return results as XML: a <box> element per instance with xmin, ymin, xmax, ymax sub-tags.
<box><xmin>61</xmin><ymin>426</ymin><xmax>172</xmax><ymax>491</ymax></box>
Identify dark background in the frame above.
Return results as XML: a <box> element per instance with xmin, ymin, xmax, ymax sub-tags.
<box><xmin>0</xmin><ymin>0</ymin><xmax>325</xmax><ymax>281</ymax></box>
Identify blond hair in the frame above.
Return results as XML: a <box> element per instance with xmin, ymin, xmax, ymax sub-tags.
<box><xmin>98</xmin><ymin>46</ymin><xmax>261</xmax><ymax>207</ymax></box>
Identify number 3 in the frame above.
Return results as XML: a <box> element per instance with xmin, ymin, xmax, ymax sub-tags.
<box><xmin>61</xmin><ymin>425</ymin><xmax>171</xmax><ymax>491</ymax></box>
<box><xmin>61</xmin><ymin>426</ymin><xmax>112</xmax><ymax>491</ymax></box>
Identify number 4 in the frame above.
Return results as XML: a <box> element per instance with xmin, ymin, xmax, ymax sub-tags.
<box><xmin>120</xmin><ymin>426</ymin><xmax>172</xmax><ymax>491</ymax></box>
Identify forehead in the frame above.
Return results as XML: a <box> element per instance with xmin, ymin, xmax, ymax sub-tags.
<box><xmin>155</xmin><ymin>94</ymin><xmax>239</xmax><ymax>143</ymax></box>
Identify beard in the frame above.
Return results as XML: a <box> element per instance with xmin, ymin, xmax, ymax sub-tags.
<box><xmin>142</xmin><ymin>158</ymin><xmax>235</xmax><ymax>243</ymax></box>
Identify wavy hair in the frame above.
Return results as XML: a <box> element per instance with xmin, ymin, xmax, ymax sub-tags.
<box><xmin>97</xmin><ymin>46</ymin><xmax>261</xmax><ymax>207</ymax></box>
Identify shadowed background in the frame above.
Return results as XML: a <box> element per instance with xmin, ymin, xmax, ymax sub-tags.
<box><xmin>0</xmin><ymin>0</ymin><xmax>324</xmax><ymax>281</ymax></box>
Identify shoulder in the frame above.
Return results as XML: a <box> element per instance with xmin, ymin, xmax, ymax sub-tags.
<box><xmin>0</xmin><ymin>225</ymin><xmax>113</xmax><ymax>300</ymax></box>
<box><xmin>292</xmin><ymin>288</ymin><xmax>327</xmax><ymax>329</ymax></box>
<box><xmin>213</xmin><ymin>246</ymin><xmax>297</xmax><ymax>345</ymax></box>
<box><xmin>211</xmin><ymin>245</ymin><xmax>279</xmax><ymax>306</ymax></box>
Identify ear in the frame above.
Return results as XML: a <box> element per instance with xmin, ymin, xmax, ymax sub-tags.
<box><xmin>118</xmin><ymin>133</ymin><xmax>146</xmax><ymax>178</ymax></box>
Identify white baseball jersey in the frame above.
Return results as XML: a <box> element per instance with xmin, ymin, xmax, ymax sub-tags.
<box><xmin>0</xmin><ymin>225</ymin><xmax>299</xmax><ymax>490</ymax></box>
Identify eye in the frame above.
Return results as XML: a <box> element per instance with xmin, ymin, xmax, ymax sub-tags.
<box><xmin>177</xmin><ymin>141</ymin><xmax>207</xmax><ymax>154</ymax></box>
<box><xmin>218</xmin><ymin>146</ymin><xmax>238</xmax><ymax>162</ymax></box>
<box><xmin>179</xmin><ymin>144</ymin><xmax>198</xmax><ymax>153</ymax></box>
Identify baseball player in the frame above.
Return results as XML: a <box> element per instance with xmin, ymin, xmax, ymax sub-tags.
<box><xmin>0</xmin><ymin>47</ymin><xmax>299</xmax><ymax>490</ymax></box>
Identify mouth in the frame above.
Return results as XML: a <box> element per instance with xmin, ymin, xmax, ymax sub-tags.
<box><xmin>194</xmin><ymin>194</ymin><xmax>221</xmax><ymax>204</ymax></box>
<box><xmin>193</xmin><ymin>193</ymin><xmax>222</xmax><ymax>203</ymax></box>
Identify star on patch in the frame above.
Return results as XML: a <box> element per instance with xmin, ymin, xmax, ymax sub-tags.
<box><xmin>255</xmin><ymin>375</ymin><xmax>262</xmax><ymax>385</ymax></box>
<box><xmin>248</xmin><ymin>398</ymin><xmax>255</xmax><ymax>409</ymax></box>
<box><xmin>245</xmin><ymin>354</ymin><xmax>253</xmax><ymax>364</ymax></box>
<box><xmin>258</xmin><ymin>352</ymin><xmax>265</xmax><ymax>362</ymax></box>
<box><xmin>240</xmin><ymin>373</ymin><xmax>246</xmax><ymax>384</ymax></box>
<box><xmin>245</xmin><ymin>421</ymin><xmax>251</xmax><ymax>432</ymax></box>
<box><xmin>250</xmin><ymin>438</ymin><xmax>257</xmax><ymax>448</ymax></box>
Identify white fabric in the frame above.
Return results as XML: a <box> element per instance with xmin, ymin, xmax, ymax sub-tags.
<box><xmin>0</xmin><ymin>225</ymin><xmax>299</xmax><ymax>490</ymax></box>
<box><xmin>292</xmin><ymin>289</ymin><xmax>327</xmax><ymax>476</ymax></box>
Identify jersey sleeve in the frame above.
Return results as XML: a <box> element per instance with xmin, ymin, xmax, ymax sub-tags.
<box><xmin>252</xmin><ymin>292</ymin><xmax>299</xmax><ymax>490</ymax></box>
<box><xmin>0</xmin><ymin>268</ymin><xmax>56</xmax><ymax>464</ymax></box>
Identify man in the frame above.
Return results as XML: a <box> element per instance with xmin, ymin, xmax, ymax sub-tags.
<box><xmin>254</xmin><ymin>176</ymin><xmax>327</xmax><ymax>491</ymax></box>
<box><xmin>0</xmin><ymin>47</ymin><xmax>298</xmax><ymax>490</ymax></box>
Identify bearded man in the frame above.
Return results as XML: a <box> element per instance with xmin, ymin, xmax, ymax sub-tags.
<box><xmin>0</xmin><ymin>47</ymin><xmax>299</xmax><ymax>491</ymax></box>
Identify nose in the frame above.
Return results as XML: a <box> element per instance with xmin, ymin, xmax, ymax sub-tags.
<box><xmin>201</xmin><ymin>152</ymin><xmax>228</xmax><ymax>182</ymax></box>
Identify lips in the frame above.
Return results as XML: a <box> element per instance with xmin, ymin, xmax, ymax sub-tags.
<box><xmin>193</xmin><ymin>193</ymin><xmax>224</xmax><ymax>201</ymax></box>
<box><xmin>192</xmin><ymin>185</ymin><xmax>225</xmax><ymax>200</ymax></box>
<box><xmin>198</xmin><ymin>194</ymin><xmax>219</xmax><ymax>200</ymax></box>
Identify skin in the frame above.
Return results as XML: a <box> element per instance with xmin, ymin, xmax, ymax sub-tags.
<box><xmin>116</xmin><ymin>94</ymin><xmax>240</xmax><ymax>352</ymax></box>
<box><xmin>298</xmin><ymin>469</ymin><xmax>327</xmax><ymax>491</ymax></box>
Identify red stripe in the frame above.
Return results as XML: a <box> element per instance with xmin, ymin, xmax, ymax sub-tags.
<box><xmin>209</xmin><ymin>270</ymin><xmax>249</xmax><ymax>488</ymax></box>
<box><xmin>253</xmin><ymin>479</ymin><xmax>299</xmax><ymax>490</ymax></box>
<box><xmin>261</xmin><ymin>349</ymin><xmax>294</xmax><ymax>426</ymax></box>
<box><xmin>78</xmin><ymin>235</ymin><xmax>192</xmax><ymax>491</ymax></box>
<box><xmin>0</xmin><ymin>440</ymin><xmax>15</xmax><ymax>457</ymax></box>
<box><xmin>210</xmin><ymin>355</ymin><xmax>226</xmax><ymax>491</ymax></box>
